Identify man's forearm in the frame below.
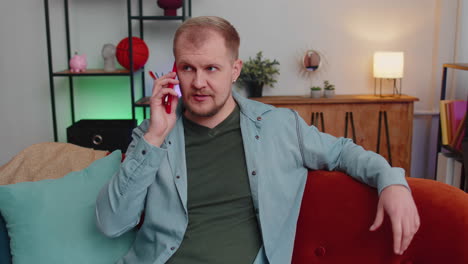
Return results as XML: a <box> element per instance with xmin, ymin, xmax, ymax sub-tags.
<box><xmin>95</xmin><ymin>136</ymin><xmax>166</xmax><ymax>237</ymax></box>
<box><xmin>337</xmin><ymin>141</ymin><xmax>409</xmax><ymax>194</ymax></box>
<box><xmin>294</xmin><ymin>110</ymin><xmax>409</xmax><ymax>194</ymax></box>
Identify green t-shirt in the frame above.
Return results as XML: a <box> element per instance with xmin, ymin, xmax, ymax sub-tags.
<box><xmin>166</xmin><ymin>105</ymin><xmax>262</xmax><ymax>264</ymax></box>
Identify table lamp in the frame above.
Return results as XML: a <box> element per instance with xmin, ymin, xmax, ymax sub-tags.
<box><xmin>373</xmin><ymin>52</ymin><xmax>404</xmax><ymax>97</ymax></box>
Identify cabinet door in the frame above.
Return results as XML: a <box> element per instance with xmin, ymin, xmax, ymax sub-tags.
<box><xmin>348</xmin><ymin>103</ymin><xmax>412</xmax><ymax>174</ymax></box>
<box><xmin>308</xmin><ymin>104</ymin><xmax>347</xmax><ymax>138</ymax></box>
<box><xmin>348</xmin><ymin>104</ymin><xmax>381</xmax><ymax>153</ymax></box>
<box><xmin>276</xmin><ymin>104</ymin><xmax>346</xmax><ymax>136</ymax></box>
<box><xmin>272</xmin><ymin>103</ymin><xmax>373</xmax><ymax>143</ymax></box>
<box><xmin>378</xmin><ymin>103</ymin><xmax>413</xmax><ymax>174</ymax></box>
<box><xmin>305</xmin><ymin>104</ymin><xmax>379</xmax><ymax>151</ymax></box>
<box><xmin>264</xmin><ymin>102</ymin><xmax>412</xmax><ymax>175</ymax></box>
<box><xmin>349</xmin><ymin>102</ymin><xmax>413</xmax><ymax>174</ymax></box>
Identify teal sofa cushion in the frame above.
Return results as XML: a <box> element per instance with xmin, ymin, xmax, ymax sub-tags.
<box><xmin>0</xmin><ymin>150</ymin><xmax>135</xmax><ymax>264</ymax></box>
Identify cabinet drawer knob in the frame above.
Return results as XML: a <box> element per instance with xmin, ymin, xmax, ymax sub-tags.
<box><xmin>92</xmin><ymin>134</ymin><xmax>103</xmax><ymax>146</ymax></box>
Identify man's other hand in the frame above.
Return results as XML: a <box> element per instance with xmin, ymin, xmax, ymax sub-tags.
<box><xmin>369</xmin><ymin>185</ymin><xmax>420</xmax><ymax>255</ymax></box>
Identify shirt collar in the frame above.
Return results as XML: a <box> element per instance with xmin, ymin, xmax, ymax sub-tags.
<box><xmin>232</xmin><ymin>90</ymin><xmax>273</xmax><ymax>121</ymax></box>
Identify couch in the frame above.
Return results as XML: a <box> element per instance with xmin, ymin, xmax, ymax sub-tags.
<box><xmin>1</xmin><ymin>143</ymin><xmax>467</xmax><ymax>263</ymax></box>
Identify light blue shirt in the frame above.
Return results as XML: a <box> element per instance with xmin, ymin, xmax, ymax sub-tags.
<box><xmin>96</xmin><ymin>91</ymin><xmax>409</xmax><ymax>264</ymax></box>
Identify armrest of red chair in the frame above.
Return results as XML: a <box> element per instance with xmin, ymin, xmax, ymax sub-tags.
<box><xmin>292</xmin><ymin>170</ymin><xmax>468</xmax><ymax>264</ymax></box>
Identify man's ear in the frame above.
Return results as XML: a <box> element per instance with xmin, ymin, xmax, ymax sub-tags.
<box><xmin>232</xmin><ymin>59</ymin><xmax>243</xmax><ymax>81</ymax></box>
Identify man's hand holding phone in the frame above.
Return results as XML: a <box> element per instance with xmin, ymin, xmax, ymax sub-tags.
<box><xmin>144</xmin><ymin>70</ymin><xmax>179</xmax><ymax>147</ymax></box>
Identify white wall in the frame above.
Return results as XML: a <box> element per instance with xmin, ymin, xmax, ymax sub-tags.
<box><xmin>410</xmin><ymin>0</ymin><xmax>461</xmax><ymax>179</ymax></box>
<box><xmin>0</xmin><ymin>0</ymin><xmax>52</xmax><ymax>165</ymax></box>
<box><xmin>0</xmin><ymin>0</ymin><xmax>463</xmax><ymax>179</ymax></box>
<box><xmin>454</xmin><ymin>0</ymin><xmax>468</xmax><ymax>100</ymax></box>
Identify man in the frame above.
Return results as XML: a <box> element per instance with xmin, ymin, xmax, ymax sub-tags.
<box><xmin>96</xmin><ymin>16</ymin><xmax>420</xmax><ymax>264</ymax></box>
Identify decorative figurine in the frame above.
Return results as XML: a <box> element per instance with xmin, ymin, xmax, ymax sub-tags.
<box><xmin>69</xmin><ymin>52</ymin><xmax>87</xmax><ymax>73</ymax></box>
<box><xmin>102</xmin><ymin>44</ymin><xmax>116</xmax><ymax>72</ymax></box>
<box><xmin>116</xmin><ymin>37</ymin><xmax>149</xmax><ymax>71</ymax></box>
<box><xmin>157</xmin><ymin>0</ymin><xmax>183</xmax><ymax>16</ymax></box>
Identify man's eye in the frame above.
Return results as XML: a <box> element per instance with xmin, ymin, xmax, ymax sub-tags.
<box><xmin>182</xmin><ymin>66</ymin><xmax>192</xmax><ymax>71</ymax></box>
<box><xmin>207</xmin><ymin>66</ymin><xmax>217</xmax><ymax>72</ymax></box>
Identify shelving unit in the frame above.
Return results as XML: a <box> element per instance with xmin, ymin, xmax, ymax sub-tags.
<box><xmin>128</xmin><ymin>0</ymin><xmax>191</xmax><ymax>120</ymax></box>
<box><xmin>43</xmin><ymin>0</ymin><xmax>191</xmax><ymax>141</ymax></box>
<box><xmin>437</xmin><ymin>63</ymin><xmax>468</xmax><ymax>191</ymax></box>
<box><xmin>53</xmin><ymin>69</ymin><xmax>131</xmax><ymax>77</ymax></box>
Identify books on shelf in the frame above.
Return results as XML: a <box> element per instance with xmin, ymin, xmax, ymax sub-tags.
<box><xmin>439</xmin><ymin>100</ymin><xmax>467</xmax><ymax>150</ymax></box>
<box><xmin>436</xmin><ymin>152</ymin><xmax>453</xmax><ymax>184</ymax></box>
<box><xmin>451</xmin><ymin>113</ymin><xmax>467</xmax><ymax>150</ymax></box>
<box><xmin>453</xmin><ymin>159</ymin><xmax>463</xmax><ymax>189</ymax></box>
<box><xmin>439</xmin><ymin>101</ymin><xmax>449</xmax><ymax>145</ymax></box>
<box><xmin>436</xmin><ymin>152</ymin><xmax>463</xmax><ymax>188</ymax></box>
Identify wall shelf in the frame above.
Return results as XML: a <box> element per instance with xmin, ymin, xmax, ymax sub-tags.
<box><xmin>53</xmin><ymin>69</ymin><xmax>131</xmax><ymax>77</ymax></box>
<box><xmin>441</xmin><ymin>145</ymin><xmax>464</xmax><ymax>160</ymax></box>
<box><xmin>436</xmin><ymin>62</ymin><xmax>468</xmax><ymax>191</ymax></box>
<box><xmin>44</xmin><ymin>0</ymin><xmax>191</xmax><ymax>141</ymax></box>
<box><xmin>130</xmin><ymin>16</ymin><xmax>186</xmax><ymax>20</ymax></box>
<box><xmin>134</xmin><ymin>96</ymin><xmax>151</xmax><ymax>107</ymax></box>
<box><xmin>443</xmin><ymin>63</ymin><xmax>468</xmax><ymax>71</ymax></box>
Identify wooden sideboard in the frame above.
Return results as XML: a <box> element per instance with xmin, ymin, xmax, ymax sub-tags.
<box><xmin>253</xmin><ymin>95</ymin><xmax>419</xmax><ymax>175</ymax></box>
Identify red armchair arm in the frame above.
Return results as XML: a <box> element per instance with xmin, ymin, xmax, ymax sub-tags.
<box><xmin>293</xmin><ymin>170</ymin><xmax>468</xmax><ymax>264</ymax></box>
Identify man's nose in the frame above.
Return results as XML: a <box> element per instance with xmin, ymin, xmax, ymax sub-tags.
<box><xmin>192</xmin><ymin>71</ymin><xmax>207</xmax><ymax>89</ymax></box>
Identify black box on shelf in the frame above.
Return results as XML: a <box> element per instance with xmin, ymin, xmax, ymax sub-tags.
<box><xmin>67</xmin><ymin>119</ymin><xmax>136</xmax><ymax>153</ymax></box>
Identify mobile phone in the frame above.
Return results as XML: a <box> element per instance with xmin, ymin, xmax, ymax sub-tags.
<box><xmin>164</xmin><ymin>62</ymin><xmax>177</xmax><ymax>114</ymax></box>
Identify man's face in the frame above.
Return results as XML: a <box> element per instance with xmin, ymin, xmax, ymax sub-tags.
<box><xmin>175</xmin><ymin>31</ymin><xmax>242</xmax><ymax>123</ymax></box>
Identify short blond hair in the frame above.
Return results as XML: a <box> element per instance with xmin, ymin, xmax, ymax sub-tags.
<box><xmin>173</xmin><ymin>16</ymin><xmax>240</xmax><ymax>60</ymax></box>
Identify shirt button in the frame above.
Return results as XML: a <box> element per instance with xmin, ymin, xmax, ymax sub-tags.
<box><xmin>251</xmin><ymin>171</ymin><xmax>257</xmax><ymax>176</ymax></box>
<box><xmin>170</xmin><ymin>247</ymin><xmax>175</xmax><ymax>250</ymax></box>
<box><xmin>176</xmin><ymin>175</ymin><xmax>180</xmax><ymax>179</ymax></box>
<box><xmin>257</xmin><ymin>116</ymin><xmax>262</xmax><ymax>121</ymax></box>
<box><xmin>255</xmin><ymin>135</ymin><xmax>259</xmax><ymax>140</ymax></box>
<box><xmin>142</xmin><ymin>150</ymin><xmax>146</xmax><ymax>155</ymax></box>
<box><xmin>168</xmin><ymin>141</ymin><xmax>172</xmax><ymax>145</ymax></box>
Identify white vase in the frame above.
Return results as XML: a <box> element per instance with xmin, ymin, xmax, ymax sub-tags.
<box><xmin>310</xmin><ymin>90</ymin><xmax>322</xmax><ymax>98</ymax></box>
<box><xmin>324</xmin><ymin>90</ymin><xmax>335</xmax><ymax>98</ymax></box>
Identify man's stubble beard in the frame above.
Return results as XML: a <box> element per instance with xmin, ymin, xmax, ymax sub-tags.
<box><xmin>184</xmin><ymin>92</ymin><xmax>231</xmax><ymax>118</ymax></box>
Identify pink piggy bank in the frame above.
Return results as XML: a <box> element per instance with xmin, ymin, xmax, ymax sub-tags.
<box><xmin>69</xmin><ymin>53</ymin><xmax>87</xmax><ymax>73</ymax></box>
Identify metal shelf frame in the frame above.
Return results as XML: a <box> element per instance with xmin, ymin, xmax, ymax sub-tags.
<box><xmin>43</xmin><ymin>0</ymin><xmax>191</xmax><ymax>141</ymax></box>
<box><xmin>436</xmin><ymin>63</ymin><xmax>468</xmax><ymax>191</ymax></box>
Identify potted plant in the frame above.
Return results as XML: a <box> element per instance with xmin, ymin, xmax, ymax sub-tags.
<box><xmin>238</xmin><ymin>51</ymin><xmax>280</xmax><ymax>97</ymax></box>
<box><xmin>310</xmin><ymin>86</ymin><xmax>322</xmax><ymax>98</ymax></box>
<box><xmin>323</xmin><ymin>80</ymin><xmax>335</xmax><ymax>98</ymax></box>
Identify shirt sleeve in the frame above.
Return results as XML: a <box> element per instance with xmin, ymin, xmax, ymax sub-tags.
<box><xmin>95</xmin><ymin>120</ymin><xmax>167</xmax><ymax>238</ymax></box>
<box><xmin>292</xmin><ymin>110</ymin><xmax>410</xmax><ymax>195</ymax></box>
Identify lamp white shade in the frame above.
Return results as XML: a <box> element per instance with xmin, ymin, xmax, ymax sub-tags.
<box><xmin>373</xmin><ymin>52</ymin><xmax>404</xmax><ymax>78</ymax></box>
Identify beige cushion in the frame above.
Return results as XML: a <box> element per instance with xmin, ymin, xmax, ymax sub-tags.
<box><xmin>0</xmin><ymin>142</ymin><xmax>108</xmax><ymax>185</ymax></box>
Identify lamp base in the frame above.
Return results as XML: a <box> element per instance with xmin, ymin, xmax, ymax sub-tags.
<box><xmin>374</xmin><ymin>78</ymin><xmax>402</xmax><ymax>97</ymax></box>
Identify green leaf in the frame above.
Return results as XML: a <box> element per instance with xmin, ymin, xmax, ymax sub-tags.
<box><xmin>238</xmin><ymin>51</ymin><xmax>280</xmax><ymax>88</ymax></box>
